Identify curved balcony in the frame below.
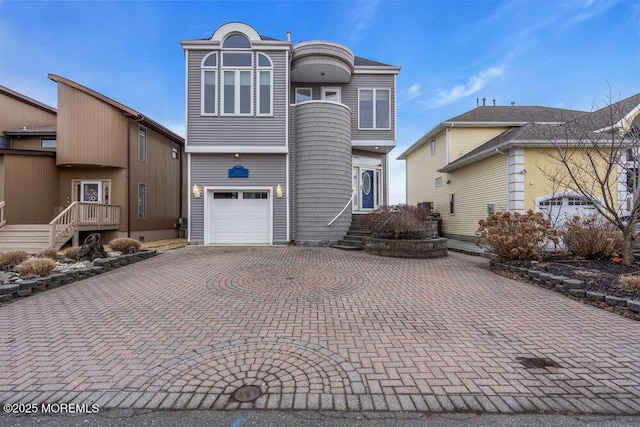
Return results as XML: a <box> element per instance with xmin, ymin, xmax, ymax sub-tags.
<box><xmin>291</xmin><ymin>41</ymin><xmax>355</xmax><ymax>84</ymax></box>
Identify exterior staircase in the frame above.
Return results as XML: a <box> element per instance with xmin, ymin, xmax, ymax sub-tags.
<box><xmin>0</xmin><ymin>224</ymin><xmax>51</xmax><ymax>252</ymax></box>
<box><xmin>331</xmin><ymin>214</ymin><xmax>371</xmax><ymax>251</ymax></box>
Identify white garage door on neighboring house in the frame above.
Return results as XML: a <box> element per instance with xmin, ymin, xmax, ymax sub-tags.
<box><xmin>536</xmin><ymin>194</ymin><xmax>596</xmax><ymax>228</ymax></box>
<box><xmin>207</xmin><ymin>190</ymin><xmax>271</xmax><ymax>244</ymax></box>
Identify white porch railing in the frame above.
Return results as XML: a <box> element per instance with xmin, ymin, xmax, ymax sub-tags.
<box><xmin>0</xmin><ymin>201</ymin><xmax>5</xmax><ymax>228</ymax></box>
<box><xmin>49</xmin><ymin>202</ymin><xmax>120</xmax><ymax>248</ymax></box>
<box><xmin>328</xmin><ymin>193</ymin><xmax>354</xmax><ymax>226</ymax></box>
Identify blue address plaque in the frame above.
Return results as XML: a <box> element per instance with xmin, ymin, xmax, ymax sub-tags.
<box><xmin>228</xmin><ymin>165</ymin><xmax>249</xmax><ymax>178</ymax></box>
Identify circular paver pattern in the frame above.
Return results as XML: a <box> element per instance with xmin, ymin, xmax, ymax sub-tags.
<box><xmin>207</xmin><ymin>264</ymin><xmax>369</xmax><ymax>302</ymax></box>
<box><xmin>128</xmin><ymin>338</ymin><xmax>366</xmax><ymax>409</ymax></box>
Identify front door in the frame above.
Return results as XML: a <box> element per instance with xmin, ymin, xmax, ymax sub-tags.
<box><xmin>361</xmin><ymin>170</ymin><xmax>374</xmax><ymax>209</ymax></box>
<box><xmin>81</xmin><ymin>181</ymin><xmax>102</xmax><ymax>203</ymax></box>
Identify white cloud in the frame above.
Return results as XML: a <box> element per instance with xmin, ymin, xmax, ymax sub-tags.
<box><xmin>430</xmin><ymin>67</ymin><xmax>504</xmax><ymax>107</ymax></box>
<box><xmin>398</xmin><ymin>83</ymin><xmax>422</xmax><ymax>106</ymax></box>
<box><xmin>349</xmin><ymin>0</ymin><xmax>380</xmax><ymax>42</ymax></box>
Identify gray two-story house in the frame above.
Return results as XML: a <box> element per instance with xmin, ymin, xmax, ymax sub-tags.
<box><xmin>181</xmin><ymin>22</ymin><xmax>400</xmax><ymax>245</ymax></box>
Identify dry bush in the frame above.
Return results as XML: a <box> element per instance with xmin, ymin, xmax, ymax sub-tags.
<box><xmin>108</xmin><ymin>238</ymin><xmax>142</xmax><ymax>252</ymax></box>
<box><xmin>0</xmin><ymin>250</ymin><xmax>29</xmax><ymax>268</ymax></box>
<box><xmin>620</xmin><ymin>275</ymin><xmax>640</xmax><ymax>291</ymax></box>
<box><xmin>363</xmin><ymin>205</ymin><xmax>437</xmax><ymax>239</ymax></box>
<box><xmin>476</xmin><ymin>210</ymin><xmax>559</xmax><ymax>263</ymax></box>
<box><xmin>40</xmin><ymin>248</ymin><xmax>59</xmax><ymax>259</ymax></box>
<box><xmin>17</xmin><ymin>258</ymin><xmax>56</xmax><ymax>277</ymax></box>
<box><xmin>560</xmin><ymin>215</ymin><xmax>623</xmax><ymax>259</ymax></box>
<box><xmin>62</xmin><ymin>246</ymin><xmax>80</xmax><ymax>260</ymax></box>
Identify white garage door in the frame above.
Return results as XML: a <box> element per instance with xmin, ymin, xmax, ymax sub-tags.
<box><xmin>208</xmin><ymin>191</ymin><xmax>271</xmax><ymax>244</ymax></box>
<box><xmin>538</xmin><ymin>195</ymin><xmax>596</xmax><ymax>228</ymax></box>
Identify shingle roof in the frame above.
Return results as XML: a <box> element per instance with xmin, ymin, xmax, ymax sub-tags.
<box><xmin>570</xmin><ymin>93</ymin><xmax>640</xmax><ymax>131</ymax></box>
<box><xmin>354</xmin><ymin>56</ymin><xmax>395</xmax><ymax>67</ymax></box>
<box><xmin>446</xmin><ymin>105</ymin><xmax>588</xmax><ymax>123</ymax></box>
<box><xmin>0</xmin><ymin>85</ymin><xmax>57</xmax><ymax>115</ymax></box>
<box><xmin>4</xmin><ymin>124</ymin><xmax>57</xmax><ymax>136</ymax></box>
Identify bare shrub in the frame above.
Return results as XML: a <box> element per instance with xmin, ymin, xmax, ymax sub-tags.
<box><xmin>40</xmin><ymin>248</ymin><xmax>59</xmax><ymax>259</ymax></box>
<box><xmin>108</xmin><ymin>238</ymin><xmax>142</xmax><ymax>252</ymax></box>
<box><xmin>62</xmin><ymin>246</ymin><xmax>80</xmax><ymax>260</ymax></box>
<box><xmin>363</xmin><ymin>205</ymin><xmax>436</xmax><ymax>239</ymax></box>
<box><xmin>17</xmin><ymin>258</ymin><xmax>56</xmax><ymax>277</ymax></box>
<box><xmin>620</xmin><ymin>275</ymin><xmax>640</xmax><ymax>291</ymax></box>
<box><xmin>476</xmin><ymin>210</ymin><xmax>559</xmax><ymax>263</ymax></box>
<box><xmin>560</xmin><ymin>215</ymin><xmax>623</xmax><ymax>259</ymax></box>
<box><xmin>0</xmin><ymin>250</ymin><xmax>29</xmax><ymax>268</ymax></box>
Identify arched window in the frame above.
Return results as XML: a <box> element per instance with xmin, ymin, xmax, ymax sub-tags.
<box><xmin>221</xmin><ymin>35</ymin><xmax>253</xmax><ymax>115</ymax></box>
<box><xmin>222</xmin><ymin>33</ymin><xmax>251</xmax><ymax>49</ymax></box>
<box><xmin>201</xmin><ymin>53</ymin><xmax>217</xmax><ymax>115</ymax></box>
<box><xmin>257</xmin><ymin>53</ymin><xmax>273</xmax><ymax>115</ymax></box>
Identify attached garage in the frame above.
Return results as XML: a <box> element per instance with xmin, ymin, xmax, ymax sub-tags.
<box><xmin>536</xmin><ymin>193</ymin><xmax>597</xmax><ymax>228</ymax></box>
<box><xmin>205</xmin><ymin>189</ymin><xmax>272</xmax><ymax>244</ymax></box>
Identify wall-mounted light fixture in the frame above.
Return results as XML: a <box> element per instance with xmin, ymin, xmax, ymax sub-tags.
<box><xmin>234</xmin><ymin>153</ymin><xmax>240</xmax><ymax>158</ymax></box>
<box><xmin>192</xmin><ymin>184</ymin><xmax>201</xmax><ymax>198</ymax></box>
<box><xmin>520</xmin><ymin>168</ymin><xmax>527</xmax><ymax>174</ymax></box>
<box><xmin>276</xmin><ymin>184</ymin><xmax>283</xmax><ymax>198</ymax></box>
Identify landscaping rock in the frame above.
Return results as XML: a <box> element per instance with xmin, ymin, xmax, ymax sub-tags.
<box><xmin>605</xmin><ymin>295</ymin><xmax>627</xmax><ymax>307</ymax></box>
<box><xmin>0</xmin><ymin>284</ymin><xmax>19</xmax><ymax>295</ymax></box>
<box><xmin>628</xmin><ymin>300</ymin><xmax>640</xmax><ymax>313</ymax></box>
<box><xmin>586</xmin><ymin>292</ymin><xmax>606</xmax><ymax>302</ymax></box>
<box><xmin>563</xmin><ymin>279</ymin><xmax>586</xmax><ymax>289</ymax></box>
<box><xmin>569</xmin><ymin>289</ymin><xmax>586</xmax><ymax>298</ymax></box>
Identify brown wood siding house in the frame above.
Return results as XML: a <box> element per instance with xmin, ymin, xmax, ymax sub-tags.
<box><xmin>0</xmin><ymin>77</ymin><xmax>185</xmax><ymax>250</ymax></box>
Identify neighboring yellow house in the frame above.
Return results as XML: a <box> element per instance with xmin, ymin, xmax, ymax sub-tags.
<box><xmin>399</xmin><ymin>94</ymin><xmax>640</xmax><ymax>241</ymax></box>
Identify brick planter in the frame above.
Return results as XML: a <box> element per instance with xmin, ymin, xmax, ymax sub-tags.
<box><xmin>363</xmin><ymin>237</ymin><xmax>448</xmax><ymax>259</ymax></box>
<box><xmin>0</xmin><ymin>249</ymin><xmax>159</xmax><ymax>303</ymax></box>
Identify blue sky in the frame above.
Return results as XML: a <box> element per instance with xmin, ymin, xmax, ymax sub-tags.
<box><xmin>1</xmin><ymin>0</ymin><xmax>638</xmax><ymax>203</ymax></box>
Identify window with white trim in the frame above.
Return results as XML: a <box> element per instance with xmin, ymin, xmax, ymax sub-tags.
<box><xmin>221</xmin><ymin>33</ymin><xmax>252</xmax><ymax>116</ymax></box>
<box><xmin>430</xmin><ymin>140</ymin><xmax>436</xmax><ymax>155</ymax></box>
<box><xmin>257</xmin><ymin>53</ymin><xmax>272</xmax><ymax>115</ymax></box>
<box><xmin>171</xmin><ymin>144</ymin><xmax>180</xmax><ymax>160</ymax></box>
<box><xmin>201</xmin><ymin>53</ymin><xmax>217</xmax><ymax>115</ymax></box>
<box><xmin>358</xmin><ymin>88</ymin><xmax>390</xmax><ymax>129</ymax></box>
<box><xmin>138</xmin><ymin>126</ymin><xmax>147</xmax><ymax>162</ymax></box>
<box><xmin>295</xmin><ymin>88</ymin><xmax>312</xmax><ymax>103</ymax></box>
<box><xmin>435</xmin><ymin>177</ymin><xmax>442</xmax><ymax>187</ymax></box>
<box><xmin>322</xmin><ymin>87</ymin><xmax>341</xmax><ymax>102</ymax></box>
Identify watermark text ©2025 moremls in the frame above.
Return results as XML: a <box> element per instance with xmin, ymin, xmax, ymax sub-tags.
<box><xmin>3</xmin><ymin>403</ymin><xmax>99</xmax><ymax>414</ymax></box>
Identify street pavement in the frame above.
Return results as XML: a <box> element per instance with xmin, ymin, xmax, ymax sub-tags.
<box><xmin>0</xmin><ymin>245</ymin><xmax>639</xmax><ymax>423</ymax></box>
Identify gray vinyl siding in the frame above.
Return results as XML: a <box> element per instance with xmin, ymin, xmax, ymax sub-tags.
<box><xmin>186</xmin><ymin>49</ymin><xmax>287</xmax><ymax>147</ymax></box>
<box><xmin>288</xmin><ymin>105</ymin><xmax>297</xmax><ymax>240</ymax></box>
<box><xmin>189</xmin><ymin>153</ymin><xmax>287</xmax><ymax>244</ymax></box>
<box><xmin>293</xmin><ymin>102</ymin><xmax>352</xmax><ymax>244</ymax></box>
<box><xmin>291</xmin><ymin>73</ymin><xmax>395</xmax><ymax>142</ymax></box>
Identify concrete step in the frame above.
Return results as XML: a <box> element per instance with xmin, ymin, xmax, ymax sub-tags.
<box><xmin>347</xmin><ymin>230</ymin><xmax>371</xmax><ymax>236</ymax></box>
<box><xmin>330</xmin><ymin>244</ymin><xmax>363</xmax><ymax>251</ymax></box>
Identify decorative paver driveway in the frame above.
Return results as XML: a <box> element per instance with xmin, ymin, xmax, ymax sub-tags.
<box><xmin>1</xmin><ymin>246</ymin><xmax>639</xmax><ymax>414</ymax></box>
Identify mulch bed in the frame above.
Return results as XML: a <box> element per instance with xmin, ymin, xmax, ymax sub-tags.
<box><xmin>502</xmin><ymin>254</ymin><xmax>640</xmax><ymax>321</ymax></box>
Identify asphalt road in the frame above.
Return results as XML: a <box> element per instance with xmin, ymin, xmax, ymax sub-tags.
<box><xmin>2</xmin><ymin>410</ymin><xmax>640</xmax><ymax>427</ymax></box>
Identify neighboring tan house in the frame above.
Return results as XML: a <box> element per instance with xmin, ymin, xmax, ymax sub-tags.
<box><xmin>181</xmin><ymin>22</ymin><xmax>400</xmax><ymax>245</ymax></box>
<box><xmin>0</xmin><ymin>77</ymin><xmax>186</xmax><ymax>251</ymax></box>
<box><xmin>399</xmin><ymin>94</ymin><xmax>640</xmax><ymax>241</ymax></box>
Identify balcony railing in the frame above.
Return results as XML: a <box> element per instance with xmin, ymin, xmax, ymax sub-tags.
<box><xmin>49</xmin><ymin>202</ymin><xmax>120</xmax><ymax>248</ymax></box>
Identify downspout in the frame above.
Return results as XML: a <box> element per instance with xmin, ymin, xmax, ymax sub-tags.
<box><xmin>126</xmin><ymin>121</ymin><xmax>131</xmax><ymax>238</ymax></box>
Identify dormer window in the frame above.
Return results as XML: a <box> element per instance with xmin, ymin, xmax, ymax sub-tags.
<box><xmin>223</xmin><ymin>33</ymin><xmax>251</xmax><ymax>49</ymax></box>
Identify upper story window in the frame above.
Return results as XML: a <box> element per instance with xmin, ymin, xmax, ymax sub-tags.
<box><xmin>138</xmin><ymin>126</ymin><xmax>147</xmax><ymax>162</ymax></box>
<box><xmin>223</xmin><ymin>33</ymin><xmax>251</xmax><ymax>49</ymax></box>
<box><xmin>430</xmin><ymin>140</ymin><xmax>436</xmax><ymax>155</ymax></box>
<box><xmin>257</xmin><ymin>53</ymin><xmax>273</xmax><ymax>115</ymax></box>
<box><xmin>41</xmin><ymin>138</ymin><xmax>57</xmax><ymax>149</ymax></box>
<box><xmin>358</xmin><ymin>88</ymin><xmax>390</xmax><ymax>130</ymax></box>
<box><xmin>295</xmin><ymin>88</ymin><xmax>312</xmax><ymax>103</ymax></box>
<box><xmin>202</xmin><ymin>53</ymin><xmax>217</xmax><ymax>115</ymax></box>
<box><xmin>322</xmin><ymin>87</ymin><xmax>341</xmax><ymax>102</ymax></box>
<box><xmin>222</xmin><ymin>50</ymin><xmax>252</xmax><ymax>115</ymax></box>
